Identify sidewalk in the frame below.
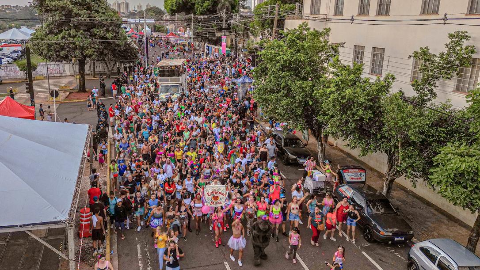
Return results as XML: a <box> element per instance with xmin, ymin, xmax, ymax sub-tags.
<box><xmin>259</xmin><ymin>120</ymin><xmax>480</xmax><ymax>254</ymax></box>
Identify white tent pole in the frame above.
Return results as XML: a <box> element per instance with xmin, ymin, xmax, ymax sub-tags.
<box><xmin>25</xmin><ymin>229</ymin><xmax>69</xmax><ymax>261</ymax></box>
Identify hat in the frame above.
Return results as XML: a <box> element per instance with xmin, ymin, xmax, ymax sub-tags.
<box><xmin>93</xmin><ymin>196</ymin><xmax>98</xmax><ymax>201</ymax></box>
<box><xmin>280</xmin><ymin>193</ymin><xmax>286</xmax><ymax>199</ymax></box>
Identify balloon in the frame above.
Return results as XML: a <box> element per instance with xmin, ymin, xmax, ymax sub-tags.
<box><xmin>201</xmin><ymin>205</ymin><xmax>210</xmax><ymax>214</ymax></box>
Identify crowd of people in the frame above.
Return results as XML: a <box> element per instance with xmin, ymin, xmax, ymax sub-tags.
<box><xmin>87</xmin><ymin>38</ymin><xmax>354</xmax><ymax>270</ymax></box>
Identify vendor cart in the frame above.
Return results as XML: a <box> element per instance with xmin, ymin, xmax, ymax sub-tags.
<box><xmin>304</xmin><ymin>170</ymin><xmax>334</xmax><ymax>195</ymax></box>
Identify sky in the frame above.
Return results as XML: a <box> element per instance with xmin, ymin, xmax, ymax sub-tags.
<box><xmin>1</xmin><ymin>0</ymin><xmax>165</xmax><ymax>9</ymax></box>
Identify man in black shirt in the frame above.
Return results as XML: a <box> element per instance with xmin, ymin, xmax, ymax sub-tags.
<box><xmin>163</xmin><ymin>241</ymin><xmax>184</xmax><ymax>269</ymax></box>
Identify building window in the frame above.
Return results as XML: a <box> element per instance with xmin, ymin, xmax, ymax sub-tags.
<box><xmin>353</xmin><ymin>45</ymin><xmax>365</xmax><ymax>64</ymax></box>
<box><xmin>377</xmin><ymin>0</ymin><xmax>391</xmax><ymax>15</ymax></box>
<box><xmin>455</xmin><ymin>58</ymin><xmax>480</xmax><ymax>92</ymax></box>
<box><xmin>411</xmin><ymin>58</ymin><xmax>423</xmax><ymax>82</ymax></box>
<box><xmin>370</xmin><ymin>47</ymin><xmax>385</xmax><ymax>76</ymax></box>
<box><xmin>334</xmin><ymin>0</ymin><xmax>344</xmax><ymax>16</ymax></box>
<box><xmin>421</xmin><ymin>0</ymin><xmax>440</xmax><ymax>14</ymax></box>
<box><xmin>358</xmin><ymin>0</ymin><xmax>370</xmax><ymax>15</ymax></box>
<box><xmin>311</xmin><ymin>0</ymin><xmax>321</xmax><ymax>15</ymax></box>
<box><xmin>468</xmin><ymin>0</ymin><xmax>480</xmax><ymax>14</ymax></box>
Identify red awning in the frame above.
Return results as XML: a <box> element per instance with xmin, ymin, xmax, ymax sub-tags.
<box><xmin>166</xmin><ymin>32</ymin><xmax>178</xmax><ymax>38</ymax></box>
<box><xmin>0</xmin><ymin>97</ymin><xmax>35</xmax><ymax>120</ymax></box>
<box><xmin>138</xmin><ymin>31</ymin><xmax>144</xmax><ymax>35</ymax></box>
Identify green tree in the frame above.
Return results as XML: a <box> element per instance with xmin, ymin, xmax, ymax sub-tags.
<box><xmin>144</xmin><ymin>6</ymin><xmax>165</xmax><ymax>20</ymax></box>
<box><xmin>429</xmin><ymin>88</ymin><xmax>480</xmax><ymax>252</ymax></box>
<box><xmin>31</xmin><ymin>0</ymin><xmax>134</xmax><ymax>92</ymax></box>
<box><xmin>251</xmin><ymin>0</ymin><xmax>296</xmax><ymax>37</ymax></box>
<box><xmin>253</xmin><ymin>23</ymin><xmax>338</xmax><ymax>162</ymax></box>
<box><xmin>410</xmin><ymin>31</ymin><xmax>475</xmax><ymax>105</ymax></box>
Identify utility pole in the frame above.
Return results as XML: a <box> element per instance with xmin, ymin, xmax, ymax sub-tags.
<box><xmin>144</xmin><ymin>9</ymin><xmax>148</xmax><ymax>68</ymax></box>
<box><xmin>191</xmin><ymin>13</ymin><xmax>194</xmax><ymax>58</ymax></box>
<box><xmin>272</xmin><ymin>3</ymin><xmax>279</xmax><ymax>40</ymax></box>
<box><xmin>25</xmin><ymin>46</ymin><xmax>34</xmax><ymax>107</ymax></box>
<box><xmin>234</xmin><ymin>14</ymin><xmax>238</xmax><ymax>59</ymax></box>
<box><xmin>222</xmin><ymin>9</ymin><xmax>227</xmax><ymax>37</ymax></box>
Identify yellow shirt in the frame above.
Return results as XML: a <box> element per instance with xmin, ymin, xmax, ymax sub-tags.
<box><xmin>156</xmin><ymin>233</ymin><xmax>167</xmax><ymax>248</ymax></box>
<box><xmin>175</xmin><ymin>150</ymin><xmax>183</xmax><ymax>160</ymax></box>
<box><xmin>186</xmin><ymin>151</ymin><xmax>197</xmax><ymax>161</ymax></box>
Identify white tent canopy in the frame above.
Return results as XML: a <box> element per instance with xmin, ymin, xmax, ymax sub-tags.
<box><xmin>0</xmin><ymin>28</ymin><xmax>30</xmax><ymax>40</ymax></box>
<box><xmin>19</xmin><ymin>26</ymin><xmax>35</xmax><ymax>36</ymax></box>
<box><xmin>0</xmin><ymin>116</ymin><xmax>88</xmax><ymax>228</ymax></box>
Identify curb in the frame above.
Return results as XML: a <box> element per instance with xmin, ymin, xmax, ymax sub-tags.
<box><xmin>2</xmin><ymin>80</ymin><xmax>26</xmax><ymax>84</ymax></box>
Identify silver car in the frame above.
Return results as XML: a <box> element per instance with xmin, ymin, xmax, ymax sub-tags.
<box><xmin>408</xmin><ymin>238</ymin><xmax>480</xmax><ymax>270</ymax></box>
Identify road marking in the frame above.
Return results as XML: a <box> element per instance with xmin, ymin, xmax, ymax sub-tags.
<box><xmin>143</xmin><ymin>241</ymin><xmax>153</xmax><ymax>270</ymax></box>
<box><xmin>280</xmin><ymin>172</ymin><xmax>287</xmax><ymax>179</ymax></box>
<box><xmin>136</xmin><ymin>237</ymin><xmax>144</xmax><ymax>270</ymax></box>
<box><xmin>223</xmin><ymin>261</ymin><xmax>231</xmax><ymax>270</ymax></box>
<box><xmin>362</xmin><ymin>251</ymin><xmax>384</xmax><ymax>270</ymax></box>
<box><xmin>296</xmin><ymin>253</ymin><xmax>309</xmax><ymax>270</ymax></box>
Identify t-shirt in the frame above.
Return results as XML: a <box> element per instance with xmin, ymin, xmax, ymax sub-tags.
<box><xmin>88</xmin><ymin>188</ymin><xmax>101</xmax><ymax>205</ymax></box>
<box><xmin>310</xmin><ymin>212</ymin><xmax>324</xmax><ymax>227</ymax></box>
<box><xmin>266</xmin><ymin>143</ymin><xmax>276</xmax><ymax>157</ymax></box>
<box><xmin>164</xmin><ymin>247</ymin><xmax>183</xmax><ymax>268</ymax></box>
<box><xmin>156</xmin><ymin>234</ymin><xmax>168</xmax><ymax>248</ymax></box>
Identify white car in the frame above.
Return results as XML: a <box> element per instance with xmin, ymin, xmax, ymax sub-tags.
<box><xmin>1</xmin><ymin>57</ymin><xmax>13</xmax><ymax>64</ymax></box>
<box><xmin>408</xmin><ymin>238</ymin><xmax>480</xmax><ymax>270</ymax></box>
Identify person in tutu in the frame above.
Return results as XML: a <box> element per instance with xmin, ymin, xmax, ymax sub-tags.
<box><xmin>269</xmin><ymin>199</ymin><xmax>283</xmax><ymax>242</ymax></box>
<box><xmin>228</xmin><ymin>217</ymin><xmax>246</xmax><ymax>267</ymax></box>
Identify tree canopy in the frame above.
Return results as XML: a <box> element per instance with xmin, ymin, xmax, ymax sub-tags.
<box><xmin>164</xmin><ymin>0</ymin><xmax>240</xmax><ymax>15</ymax></box>
<box><xmin>253</xmin><ymin>23</ymin><xmax>338</xmax><ymax>161</ymax></box>
<box><xmin>31</xmin><ymin>0</ymin><xmax>136</xmax><ymax>92</ymax></box>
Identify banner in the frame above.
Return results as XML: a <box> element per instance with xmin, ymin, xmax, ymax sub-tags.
<box><xmin>204</xmin><ymin>185</ymin><xmax>227</xmax><ymax>207</ymax></box>
<box><xmin>221</xmin><ymin>36</ymin><xmax>227</xmax><ymax>56</ymax></box>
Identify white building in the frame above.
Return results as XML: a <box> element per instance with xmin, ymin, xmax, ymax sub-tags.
<box><xmin>286</xmin><ymin>0</ymin><xmax>480</xmax><ymax>109</ymax></box>
<box><xmin>285</xmin><ymin>0</ymin><xmax>480</xmax><ymax>226</ymax></box>
<box><xmin>137</xmin><ymin>3</ymin><xmax>143</xmax><ymax>11</ymax></box>
<box><xmin>119</xmin><ymin>0</ymin><xmax>130</xmax><ymax>14</ymax></box>
<box><xmin>251</xmin><ymin>0</ymin><xmax>265</xmax><ymax>10</ymax></box>
<box><xmin>111</xmin><ymin>0</ymin><xmax>120</xmax><ymax>12</ymax></box>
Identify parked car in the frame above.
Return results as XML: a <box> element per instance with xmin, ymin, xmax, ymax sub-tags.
<box><xmin>1</xmin><ymin>57</ymin><xmax>13</xmax><ymax>64</ymax></box>
<box><xmin>408</xmin><ymin>238</ymin><xmax>480</xmax><ymax>270</ymax></box>
<box><xmin>271</xmin><ymin>130</ymin><xmax>311</xmax><ymax>165</ymax></box>
<box><xmin>334</xmin><ymin>183</ymin><xmax>414</xmax><ymax>243</ymax></box>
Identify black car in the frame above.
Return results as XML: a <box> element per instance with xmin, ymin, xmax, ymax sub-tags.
<box><xmin>334</xmin><ymin>184</ymin><xmax>414</xmax><ymax>243</ymax></box>
<box><xmin>272</xmin><ymin>131</ymin><xmax>311</xmax><ymax>165</ymax></box>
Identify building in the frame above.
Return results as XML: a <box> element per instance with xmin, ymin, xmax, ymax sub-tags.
<box><xmin>111</xmin><ymin>0</ymin><xmax>120</xmax><ymax>12</ymax></box>
<box><xmin>137</xmin><ymin>3</ymin><xmax>143</xmax><ymax>11</ymax></box>
<box><xmin>146</xmin><ymin>3</ymin><xmax>152</xmax><ymax>9</ymax></box>
<box><xmin>251</xmin><ymin>0</ymin><xmax>265</xmax><ymax>10</ymax></box>
<box><xmin>285</xmin><ymin>0</ymin><xmax>480</xmax><ymax>227</ymax></box>
<box><xmin>119</xmin><ymin>0</ymin><xmax>130</xmax><ymax>14</ymax></box>
<box><xmin>286</xmin><ymin>0</ymin><xmax>480</xmax><ymax>108</ymax></box>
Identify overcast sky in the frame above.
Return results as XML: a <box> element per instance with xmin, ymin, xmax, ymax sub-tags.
<box><xmin>1</xmin><ymin>0</ymin><xmax>165</xmax><ymax>9</ymax></box>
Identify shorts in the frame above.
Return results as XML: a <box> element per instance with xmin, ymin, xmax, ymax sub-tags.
<box><xmin>135</xmin><ymin>207</ymin><xmax>145</xmax><ymax>216</ymax></box>
<box><xmin>115</xmin><ymin>221</ymin><xmax>126</xmax><ymax>231</ymax></box>
<box><xmin>289</xmin><ymin>213</ymin><xmax>300</xmax><ymax>221</ymax></box>
<box><xmin>92</xmin><ymin>229</ymin><xmax>105</xmax><ymax>241</ymax></box>
<box><xmin>326</xmin><ymin>223</ymin><xmax>335</xmax><ymax>230</ymax></box>
<box><xmin>347</xmin><ymin>218</ymin><xmax>356</xmax><ymax>226</ymax></box>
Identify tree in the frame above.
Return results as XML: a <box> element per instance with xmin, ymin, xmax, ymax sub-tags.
<box><xmin>428</xmin><ymin>88</ymin><xmax>480</xmax><ymax>252</ymax></box>
<box><xmin>144</xmin><ymin>6</ymin><xmax>165</xmax><ymax>20</ymax></box>
<box><xmin>253</xmin><ymin>23</ymin><xmax>338</xmax><ymax>162</ymax></box>
<box><xmin>31</xmin><ymin>0</ymin><xmax>134</xmax><ymax>92</ymax></box>
<box><xmin>164</xmin><ymin>0</ymin><xmax>239</xmax><ymax>15</ymax></box>
<box><xmin>410</xmin><ymin>31</ymin><xmax>475</xmax><ymax>105</ymax></box>
<box><xmin>251</xmin><ymin>0</ymin><xmax>296</xmax><ymax>37</ymax></box>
